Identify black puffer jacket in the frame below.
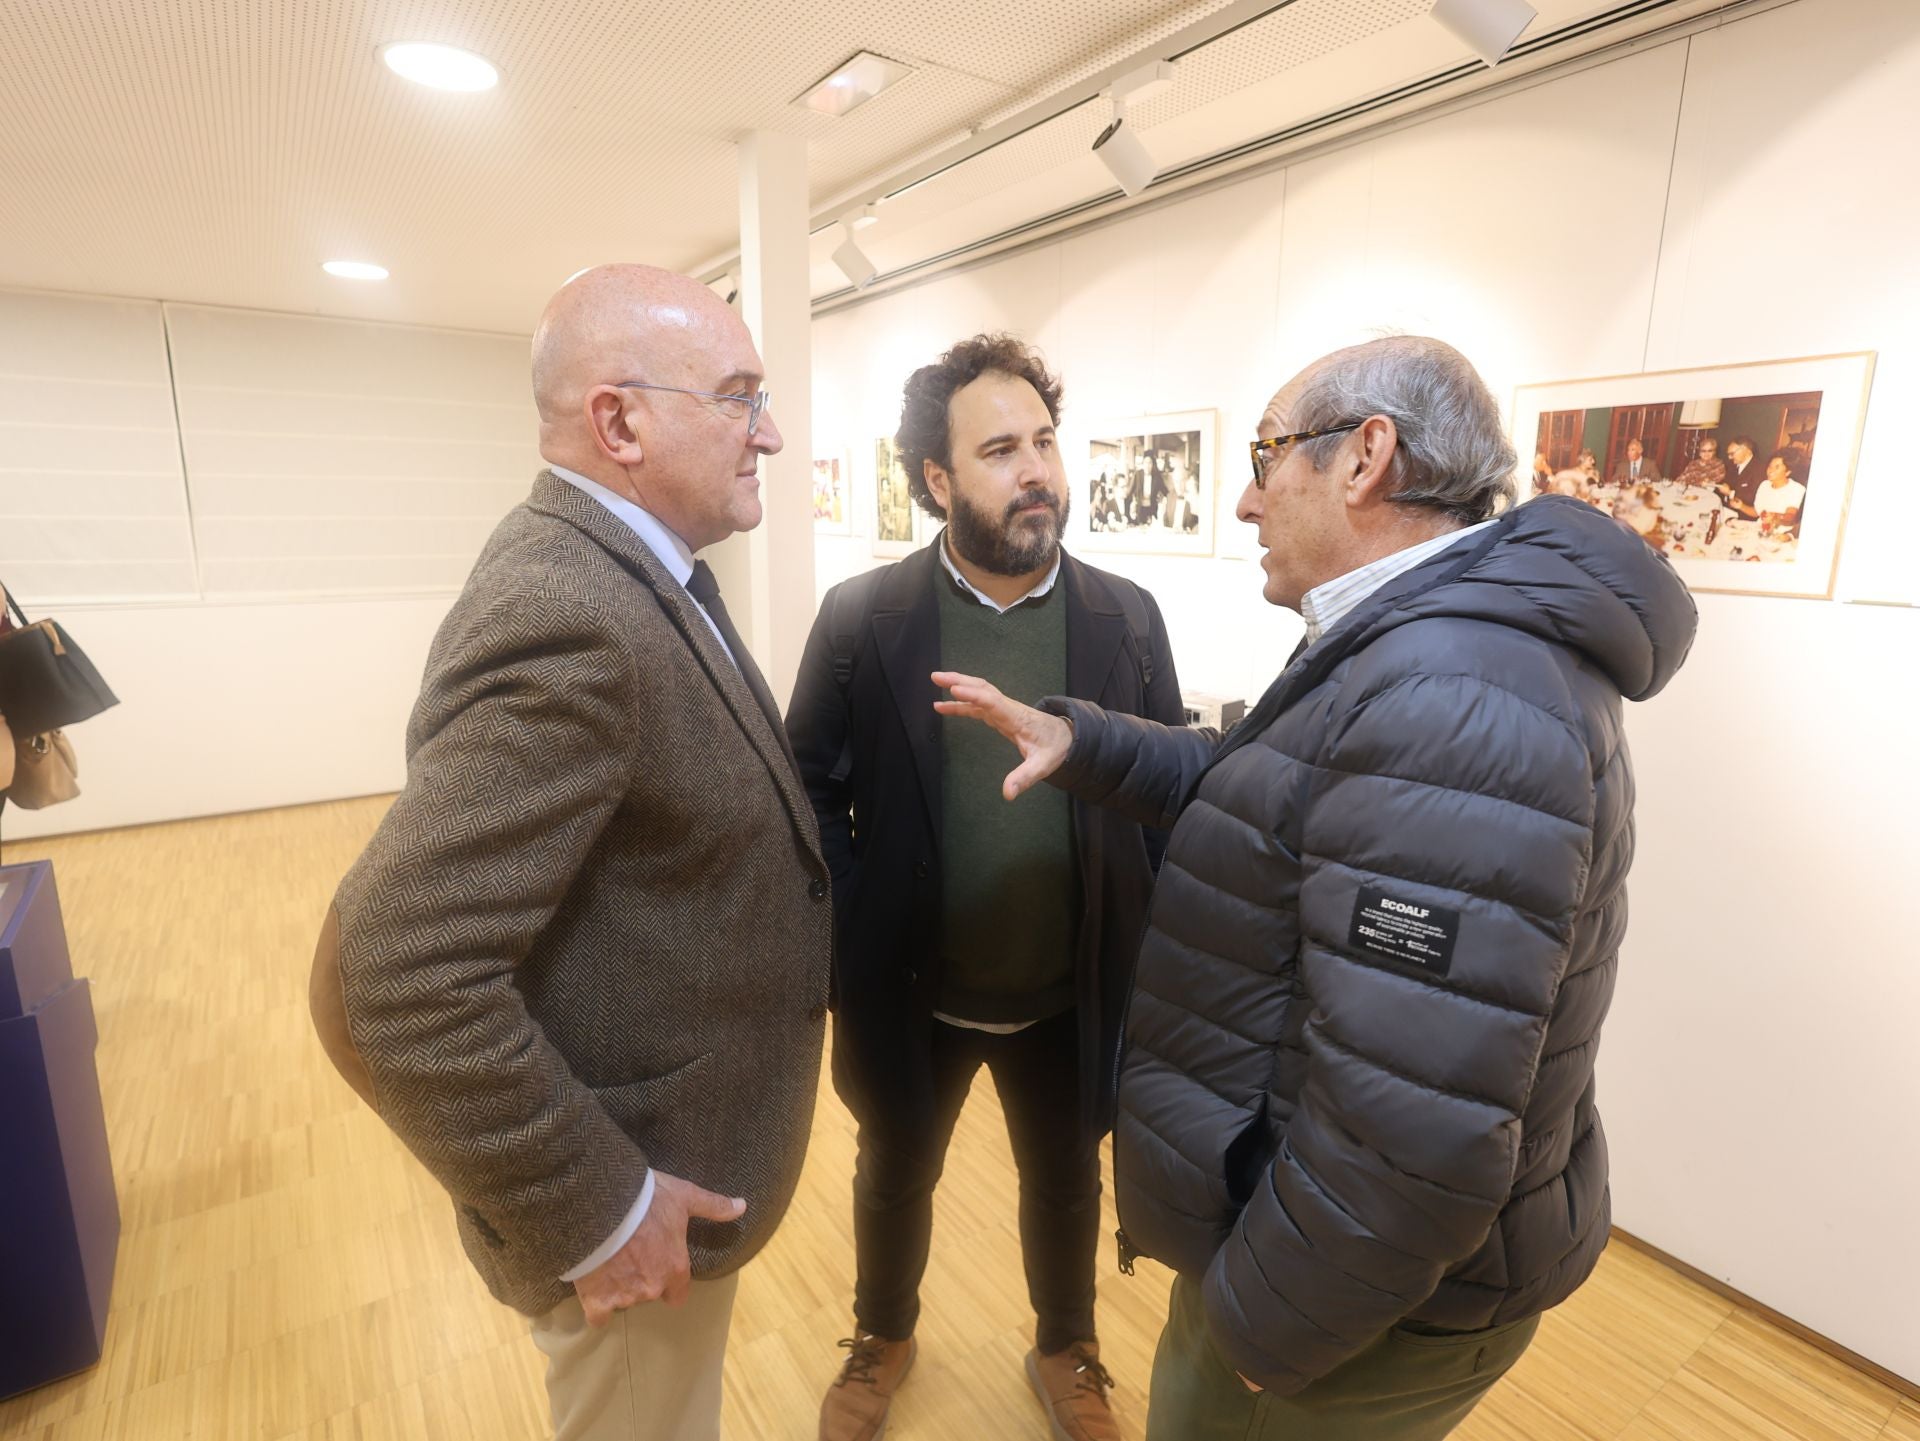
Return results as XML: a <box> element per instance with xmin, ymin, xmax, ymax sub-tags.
<box><xmin>1043</xmin><ymin>497</ymin><xmax>1696</xmax><ymax>1394</ymax></box>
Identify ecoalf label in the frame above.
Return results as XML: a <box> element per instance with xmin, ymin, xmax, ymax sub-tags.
<box><xmin>1348</xmin><ymin>885</ymin><xmax>1460</xmax><ymax>976</ymax></box>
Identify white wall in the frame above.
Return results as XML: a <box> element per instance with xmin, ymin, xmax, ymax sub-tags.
<box><xmin>0</xmin><ymin>295</ymin><xmax>541</xmax><ymax>840</ymax></box>
<box><xmin>810</xmin><ymin>0</ymin><xmax>1920</xmax><ymax>1382</ymax></box>
<box><xmin>0</xmin><ymin>595</ymin><xmax>451</xmax><ymax>838</ymax></box>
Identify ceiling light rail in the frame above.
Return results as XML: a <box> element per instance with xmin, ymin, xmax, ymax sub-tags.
<box><xmin>704</xmin><ymin>0</ymin><xmax>1607</xmax><ymax>281</ymax></box>
<box><xmin>699</xmin><ymin>0</ymin><xmax>1309</xmax><ymax>280</ymax></box>
<box><xmin>803</xmin><ymin>0</ymin><xmax>1759</xmax><ymax>307</ymax></box>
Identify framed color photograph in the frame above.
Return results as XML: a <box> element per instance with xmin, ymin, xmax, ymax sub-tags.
<box><xmin>872</xmin><ymin>436</ymin><xmax>923</xmax><ymax>558</ymax></box>
<box><xmin>812</xmin><ymin>453</ymin><xmax>853</xmax><ymax>535</ymax></box>
<box><xmin>1077</xmin><ymin>410</ymin><xmax>1216</xmax><ymax>557</ymax></box>
<box><xmin>1512</xmin><ymin>353</ymin><xmax>1874</xmax><ymax>599</ymax></box>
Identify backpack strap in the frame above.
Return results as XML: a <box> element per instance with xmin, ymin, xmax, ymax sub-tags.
<box><xmin>824</xmin><ymin>565</ymin><xmax>888</xmax><ymax>784</ymax></box>
<box><xmin>1109</xmin><ymin>576</ymin><xmax>1156</xmax><ymax>689</ymax></box>
<box><xmin>828</xmin><ymin>564</ymin><xmax>886</xmax><ymax>690</ymax></box>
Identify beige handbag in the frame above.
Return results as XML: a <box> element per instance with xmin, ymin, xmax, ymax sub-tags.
<box><xmin>10</xmin><ymin>727</ymin><xmax>80</xmax><ymax>809</ymax></box>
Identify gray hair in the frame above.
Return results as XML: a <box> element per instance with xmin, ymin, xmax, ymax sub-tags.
<box><xmin>1292</xmin><ymin>336</ymin><xmax>1517</xmax><ymax>524</ymax></box>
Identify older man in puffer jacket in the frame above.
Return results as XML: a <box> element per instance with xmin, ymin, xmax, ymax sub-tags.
<box><xmin>934</xmin><ymin>335</ymin><xmax>1697</xmax><ymax>1441</ymax></box>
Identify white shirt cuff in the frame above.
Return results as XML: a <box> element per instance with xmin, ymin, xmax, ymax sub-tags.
<box><xmin>559</xmin><ymin>1170</ymin><xmax>656</xmax><ymax>1283</ymax></box>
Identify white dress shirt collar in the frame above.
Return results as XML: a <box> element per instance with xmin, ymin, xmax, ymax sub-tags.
<box><xmin>547</xmin><ymin>464</ymin><xmax>735</xmax><ymax>665</ymax></box>
<box><xmin>936</xmin><ymin>527</ymin><xmax>1062</xmax><ymax>614</ymax></box>
<box><xmin>548</xmin><ymin>464</ymin><xmax>696</xmax><ymax>587</ymax></box>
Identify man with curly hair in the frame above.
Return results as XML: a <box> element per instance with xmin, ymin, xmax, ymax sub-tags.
<box><xmin>787</xmin><ymin>334</ymin><xmax>1186</xmax><ymax>1441</ymax></box>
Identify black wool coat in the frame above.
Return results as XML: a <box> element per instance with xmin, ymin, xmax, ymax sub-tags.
<box><xmin>786</xmin><ymin>539</ymin><xmax>1186</xmax><ymax>1140</ymax></box>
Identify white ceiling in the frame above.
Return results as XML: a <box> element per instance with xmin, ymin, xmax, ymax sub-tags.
<box><xmin>0</xmin><ymin>0</ymin><xmax>1714</xmax><ymax>335</ymax></box>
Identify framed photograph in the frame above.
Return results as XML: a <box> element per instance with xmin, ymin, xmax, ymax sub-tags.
<box><xmin>1512</xmin><ymin>353</ymin><xmax>1874</xmax><ymax>599</ymax></box>
<box><xmin>872</xmin><ymin>436</ymin><xmax>924</xmax><ymax>558</ymax></box>
<box><xmin>1076</xmin><ymin>410</ymin><xmax>1216</xmax><ymax>557</ymax></box>
<box><xmin>812</xmin><ymin>453</ymin><xmax>853</xmax><ymax>535</ymax></box>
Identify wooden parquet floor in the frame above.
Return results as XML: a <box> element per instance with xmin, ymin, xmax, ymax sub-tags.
<box><xmin>0</xmin><ymin>798</ymin><xmax>1910</xmax><ymax>1440</ymax></box>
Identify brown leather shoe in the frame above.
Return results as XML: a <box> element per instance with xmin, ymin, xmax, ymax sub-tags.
<box><xmin>819</xmin><ymin>1332</ymin><xmax>917</xmax><ymax>1441</ymax></box>
<box><xmin>1026</xmin><ymin>1340</ymin><xmax>1121</xmax><ymax>1441</ymax></box>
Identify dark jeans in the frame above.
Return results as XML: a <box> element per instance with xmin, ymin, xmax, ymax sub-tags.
<box><xmin>852</xmin><ymin>1007</ymin><xmax>1100</xmax><ymax>1354</ymax></box>
<box><xmin>1147</xmin><ymin>1272</ymin><xmax>1540</xmax><ymax>1441</ymax></box>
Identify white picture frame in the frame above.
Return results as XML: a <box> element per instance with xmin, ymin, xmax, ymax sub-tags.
<box><xmin>1074</xmin><ymin>409</ymin><xmax>1217</xmax><ymax>558</ymax></box>
<box><xmin>1511</xmin><ymin>353</ymin><xmax>1874</xmax><ymax>599</ymax></box>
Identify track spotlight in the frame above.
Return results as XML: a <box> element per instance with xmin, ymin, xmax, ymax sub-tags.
<box><xmin>1093</xmin><ymin>97</ymin><xmax>1157</xmax><ymax>198</ymax></box>
<box><xmin>1429</xmin><ymin>0</ymin><xmax>1537</xmax><ymax>67</ymax></box>
<box><xmin>831</xmin><ymin>226</ymin><xmax>878</xmax><ymax>289</ymax></box>
<box><xmin>1092</xmin><ymin>61</ymin><xmax>1175</xmax><ymax>198</ymax></box>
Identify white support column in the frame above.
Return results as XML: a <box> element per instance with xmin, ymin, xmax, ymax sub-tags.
<box><xmin>707</xmin><ymin>129</ymin><xmax>814</xmax><ymax>711</ymax></box>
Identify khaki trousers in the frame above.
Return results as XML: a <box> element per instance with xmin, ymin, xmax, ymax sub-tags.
<box><xmin>1146</xmin><ymin>1272</ymin><xmax>1539</xmax><ymax>1441</ymax></box>
<box><xmin>530</xmin><ymin>1274</ymin><xmax>739</xmax><ymax>1441</ymax></box>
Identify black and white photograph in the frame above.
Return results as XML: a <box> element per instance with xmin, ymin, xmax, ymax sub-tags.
<box><xmin>1079</xmin><ymin>410</ymin><xmax>1216</xmax><ymax>556</ymax></box>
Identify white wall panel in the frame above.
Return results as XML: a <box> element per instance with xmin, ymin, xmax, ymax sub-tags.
<box><xmin>1613</xmin><ymin>592</ymin><xmax>1920</xmax><ymax>1385</ymax></box>
<box><xmin>0</xmin><ymin>291</ymin><xmax>197</xmax><ymax>601</ymax></box>
<box><xmin>164</xmin><ymin>303</ymin><xmax>541</xmax><ymax>599</ymax></box>
<box><xmin>1276</xmin><ymin>40</ymin><xmax>1689</xmax><ymax>399</ymax></box>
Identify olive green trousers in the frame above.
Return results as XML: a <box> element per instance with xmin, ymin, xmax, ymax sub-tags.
<box><xmin>1146</xmin><ymin>1271</ymin><xmax>1540</xmax><ymax>1441</ymax></box>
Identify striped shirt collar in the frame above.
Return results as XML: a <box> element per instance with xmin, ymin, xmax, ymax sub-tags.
<box><xmin>1299</xmin><ymin>519</ymin><xmax>1497</xmax><ymax>646</ymax></box>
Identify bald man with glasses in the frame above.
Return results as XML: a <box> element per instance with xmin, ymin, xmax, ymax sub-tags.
<box><xmin>311</xmin><ymin>264</ymin><xmax>832</xmax><ymax>1441</ymax></box>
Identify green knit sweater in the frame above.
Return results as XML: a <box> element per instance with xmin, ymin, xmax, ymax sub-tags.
<box><xmin>935</xmin><ymin>562</ymin><xmax>1078</xmax><ymax>1023</ymax></box>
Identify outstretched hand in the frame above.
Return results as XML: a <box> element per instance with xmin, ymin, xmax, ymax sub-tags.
<box><xmin>932</xmin><ymin>670</ymin><xmax>1073</xmax><ymax>801</ymax></box>
<box><xmin>573</xmin><ymin>1171</ymin><xmax>745</xmax><ymax>1326</ymax></box>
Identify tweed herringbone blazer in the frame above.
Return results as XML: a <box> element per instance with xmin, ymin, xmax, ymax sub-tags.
<box><xmin>319</xmin><ymin>471</ymin><xmax>833</xmax><ymax>1317</ymax></box>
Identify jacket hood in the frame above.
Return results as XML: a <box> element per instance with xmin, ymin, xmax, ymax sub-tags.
<box><xmin>1365</xmin><ymin>495</ymin><xmax>1698</xmax><ymax>701</ymax></box>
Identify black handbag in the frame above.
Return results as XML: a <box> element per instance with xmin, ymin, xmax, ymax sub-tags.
<box><xmin>0</xmin><ymin>584</ymin><xmax>119</xmax><ymax>738</ymax></box>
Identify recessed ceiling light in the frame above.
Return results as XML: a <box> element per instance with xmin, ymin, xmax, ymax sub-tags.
<box><xmin>381</xmin><ymin>42</ymin><xmax>500</xmax><ymax>93</ymax></box>
<box><xmin>795</xmin><ymin>52</ymin><xmax>912</xmax><ymax>117</ymax></box>
<box><xmin>322</xmin><ymin>260</ymin><xmax>390</xmax><ymax>281</ymax></box>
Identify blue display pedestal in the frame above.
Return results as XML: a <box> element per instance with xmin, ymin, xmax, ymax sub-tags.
<box><xmin>0</xmin><ymin>860</ymin><xmax>119</xmax><ymax>1399</ymax></box>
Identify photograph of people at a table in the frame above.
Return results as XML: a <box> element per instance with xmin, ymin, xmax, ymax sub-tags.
<box><xmin>1530</xmin><ymin>390</ymin><xmax>1819</xmax><ymax>562</ymax></box>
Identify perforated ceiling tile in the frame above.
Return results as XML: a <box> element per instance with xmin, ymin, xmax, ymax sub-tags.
<box><xmin>0</xmin><ymin>0</ymin><xmax>1614</xmax><ymax>332</ymax></box>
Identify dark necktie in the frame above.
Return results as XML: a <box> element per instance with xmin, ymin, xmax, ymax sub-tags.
<box><xmin>685</xmin><ymin>560</ymin><xmax>792</xmax><ymax>758</ymax></box>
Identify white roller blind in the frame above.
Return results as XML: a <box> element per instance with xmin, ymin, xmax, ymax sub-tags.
<box><xmin>164</xmin><ymin>303</ymin><xmax>541</xmax><ymax>597</ymax></box>
<box><xmin>0</xmin><ymin>290</ymin><xmax>198</xmax><ymax>603</ymax></box>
